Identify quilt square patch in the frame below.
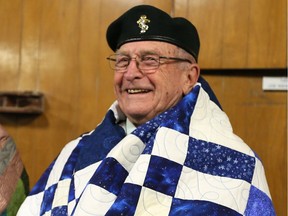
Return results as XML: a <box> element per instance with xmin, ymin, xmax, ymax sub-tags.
<box><xmin>105</xmin><ymin>183</ymin><xmax>142</xmax><ymax>216</ymax></box>
<box><xmin>40</xmin><ymin>184</ymin><xmax>57</xmax><ymax>215</ymax></box>
<box><xmin>134</xmin><ymin>187</ymin><xmax>172</xmax><ymax>216</ymax></box>
<box><xmin>185</xmin><ymin>137</ymin><xmax>255</xmax><ymax>183</ymax></box>
<box><xmin>144</xmin><ymin>155</ymin><xmax>182</xmax><ymax>196</ymax></box>
<box><xmin>89</xmin><ymin>157</ymin><xmax>128</xmax><ymax>195</ymax></box>
<box><xmin>175</xmin><ymin>166</ymin><xmax>251</xmax><ymax>214</ymax></box>
<box><xmin>244</xmin><ymin>185</ymin><xmax>276</xmax><ymax>215</ymax></box>
<box><xmin>170</xmin><ymin>198</ymin><xmax>241</xmax><ymax>216</ymax></box>
<box><xmin>151</xmin><ymin>127</ymin><xmax>189</xmax><ymax>165</ymax></box>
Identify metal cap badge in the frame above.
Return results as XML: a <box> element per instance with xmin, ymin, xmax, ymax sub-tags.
<box><xmin>137</xmin><ymin>15</ymin><xmax>150</xmax><ymax>33</ymax></box>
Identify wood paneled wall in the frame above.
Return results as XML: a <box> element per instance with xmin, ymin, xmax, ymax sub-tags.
<box><xmin>0</xmin><ymin>0</ymin><xmax>286</xmax><ymax>215</ymax></box>
<box><xmin>175</xmin><ymin>0</ymin><xmax>286</xmax><ymax>68</ymax></box>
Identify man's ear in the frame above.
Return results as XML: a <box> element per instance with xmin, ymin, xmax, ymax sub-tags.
<box><xmin>182</xmin><ymin>63</ymin><xmax>200</xmax><ymax>95</ymax></box>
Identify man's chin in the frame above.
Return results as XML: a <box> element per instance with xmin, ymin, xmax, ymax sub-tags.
<box><xmin>125</xmin><ymin>111</ymin><xmax>153</xmax><ymax>126</ymax></box>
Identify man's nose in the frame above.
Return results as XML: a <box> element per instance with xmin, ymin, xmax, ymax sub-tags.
<box><xmin>124</xmin><ymin>59</ymin><xmax>144</xmax><ymax>79</ymax></box>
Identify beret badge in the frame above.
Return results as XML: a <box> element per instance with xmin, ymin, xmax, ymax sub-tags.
<box><xmin>137</xmin><ymin>15</ymin><xmax>150</xmax><ymax>34</ymax></box>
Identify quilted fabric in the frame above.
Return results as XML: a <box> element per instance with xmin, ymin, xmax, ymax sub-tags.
<box><xmin>17</xmin><ymin>84</ymin><xmax>275</xmax><ymax>216</ymax></box>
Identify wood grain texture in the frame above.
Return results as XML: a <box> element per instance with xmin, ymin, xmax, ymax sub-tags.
<box><xmin>175</xmin><ymin>0</ymin><xmax>287</xmax><ymax>68</ymax></box>
<box><xmin>0</xmin><ymin>0</ymin><xmax>286</xmax><ymax>215</ymax></box>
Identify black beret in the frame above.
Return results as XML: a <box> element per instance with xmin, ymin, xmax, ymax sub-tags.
<box><xmin>106</xmin><ymin>5</ymin><xmax>200</xmax><ymax>61</ymax></box>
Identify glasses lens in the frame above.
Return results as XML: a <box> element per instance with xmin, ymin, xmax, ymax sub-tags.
<box><xmin>114</xmin><ymin>55</ymin><xmax>130</xmax><ymax>69</ymax></box>
<box><xmin>139</xmin><ymin>55</ymin><xmax>159</xmax><ymax>71</ymax></box>
<box><xmin>107</xmin><ymin>54</ymin><xmax>161</xmax><ymax>73</ymax></box>
<box><xmin>107</xmin><ymin>54</ymin><xmax>130</xmax><ymax>71</ymax></box>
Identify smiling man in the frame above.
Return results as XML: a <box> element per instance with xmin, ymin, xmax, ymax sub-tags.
<box><xmin>17</xmin><ymin>5</ymin><xmax>275</xmax><ymax>216</ymax></box>
<box><xmin>111</xmin><ymin>41</ymin><xmax>199</xmax><ymax>126</ymax></box>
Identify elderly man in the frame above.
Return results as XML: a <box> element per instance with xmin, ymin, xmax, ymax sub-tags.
<box><xmin>17</xmin><ymin>5</ymin><xmax>275</xmax><ymax>216</ymax></box>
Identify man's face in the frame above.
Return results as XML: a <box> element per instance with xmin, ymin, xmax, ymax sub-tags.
<box><xmin>113</xmin><ymin>41</ymin><xmax>198</xmax><ymax>126</ymax></box>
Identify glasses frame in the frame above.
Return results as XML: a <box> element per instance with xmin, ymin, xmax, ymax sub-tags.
<box><xmin>106</xmin><ymin>54</ymin><xmax>192</xmax><ymax>73</ymax></box>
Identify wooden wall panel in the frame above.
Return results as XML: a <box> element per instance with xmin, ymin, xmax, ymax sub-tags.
<box><xmin>175</xmin><ymin>0</ymin><xmax>225</xmax><ymax>68</ymax></box>
<box><xmin>221</xmin><ymin>0</ymin><xmax>251</xmax><ymax>68</ymax></box>
<box><xmin>247</xmin><ymin>0</ymin><xmax>287</xmax><ymax>68</ymax></box>
<box><xmin>18</xmin><ymin>0</ymin><xmax>42</xmax><ymax>90</ymax></box>
<box><xmin>175</xmin><ymin>0</ymin><xmax>287</xmax><ymax>68</ymax></box>
<box><xmin>16</xmin><ymin>0</ymin><xmax>82</xmax><ymax>185</ymax></box>
<box><xmin>0</xmin><ymin>0</ymin><xmax>22</xmax><ymax>90</ymax></box>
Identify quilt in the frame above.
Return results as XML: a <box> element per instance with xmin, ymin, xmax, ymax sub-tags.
<box><xmin>17</xmin><ymin>83</ymin><xmax>275</xmax><ymax>216</ymax></box>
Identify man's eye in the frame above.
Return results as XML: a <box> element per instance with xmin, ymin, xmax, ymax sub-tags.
<box><xmin>142</xmin><ymin>56</ymin><xmax>158</xmax><ymax>63</ymax></box>
<box><xmin>116</xmin><ymin>57</ymin><xmax>129</xmax><ymax>65</ymax></box>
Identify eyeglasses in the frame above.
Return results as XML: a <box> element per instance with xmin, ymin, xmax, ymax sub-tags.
<box><xmin>106</xmin><ymin>54</ymin><xmax>192</xmax><ymax>73</ymax></box>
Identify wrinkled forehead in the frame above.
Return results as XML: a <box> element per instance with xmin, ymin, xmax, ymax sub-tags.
<box><xmin>116</xmin><ymin>41</ymin><xmax>181</xmax><ymax>55</ymax></box>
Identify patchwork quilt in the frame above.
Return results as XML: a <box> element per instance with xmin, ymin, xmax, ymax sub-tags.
<box><xmin>17</xmin><ymin>84</ymin><xmax>275</xmax><ymax>215</ymax></box>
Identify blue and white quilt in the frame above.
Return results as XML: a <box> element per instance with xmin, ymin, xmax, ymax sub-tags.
<box><xmin>17</xmin><ymin>83</ymin><xmax>275</xmax><ymax>215</ymax></box>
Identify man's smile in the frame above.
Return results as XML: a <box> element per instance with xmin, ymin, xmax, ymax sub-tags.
<box><xmin>127</xmin><ymin>89</ymin><xmax>151</xmax><ymax>94</ymax></box>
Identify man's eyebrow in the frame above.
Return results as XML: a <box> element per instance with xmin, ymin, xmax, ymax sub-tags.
<box><xmin>139</xmin><ymin>50</ymin><xmax>160</xmax><ymax>55</ymax></box>
<box><xmin>115</xmin><ymin>50</ymin><xmax>129</xmax><ymax>55</ymax></box>
<box><xmin>115</xmin><ymin>50</ymin><xmax>161</xmax><ymax>56</ymax></box>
